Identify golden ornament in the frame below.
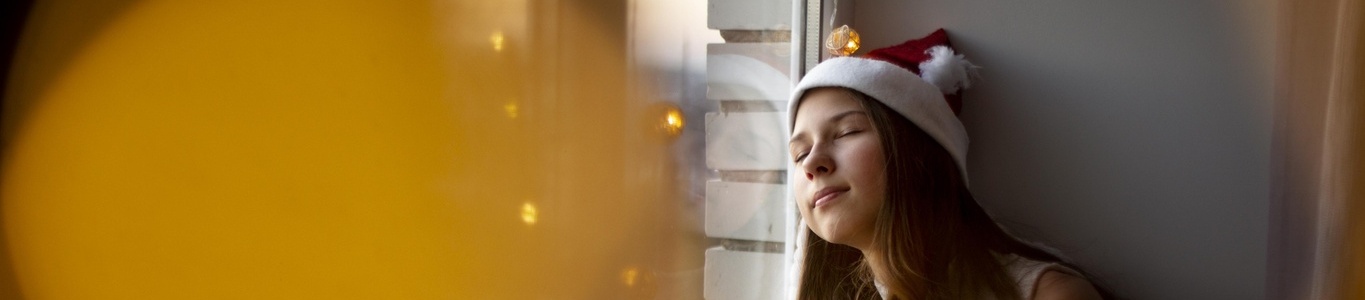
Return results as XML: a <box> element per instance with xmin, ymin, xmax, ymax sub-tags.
<box><xmin>825</xmin><ymin>25</ymin><xmax>861</xmax><ymax>57</ymax></box>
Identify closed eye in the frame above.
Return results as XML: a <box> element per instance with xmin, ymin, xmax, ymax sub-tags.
<box><xmin>837</xmin><ymin>129</ymin><xmax>862</xmax><ymax>138</ymax></box>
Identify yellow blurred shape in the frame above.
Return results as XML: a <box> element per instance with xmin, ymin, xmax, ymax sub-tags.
<box><xmin>621</xmin><ymin>267</ymin><xmax>639</xmax><ymax>287</ymax></box>
<box><xmin>490</xmin><ymin>31</ymin><xmax>506</xmax><ymax>52</ymax></box>
<box><xmin>504</xmin><ymin>101</ymin><xmax>519</xmax><ymax>119</ymax></box>
<box><xmin>520</xmin><ymin>202</ymin><xmax>538</xmax><ymax>226</ymax></box>
<box><xmin>660</xmin><ymin>105</ymin><xmax>684</xmax><ymax>137</ymax></box>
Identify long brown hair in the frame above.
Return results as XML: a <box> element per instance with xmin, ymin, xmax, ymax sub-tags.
<box><xmin>797</xmin><ymin>89</ymin><xmax>1111</xmax><ymax>300</ymax></box>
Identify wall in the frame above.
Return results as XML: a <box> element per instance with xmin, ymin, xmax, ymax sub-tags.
<box><xmin>852</xmin><ymin>1</ymin><xmax>1275</xmax><ymax>299</ymax></box>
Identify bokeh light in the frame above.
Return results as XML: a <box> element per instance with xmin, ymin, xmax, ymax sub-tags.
<box><xmin>660</xmin><ymin>105</ymin><xmax>685</xmax><ymax>137</ymax></box>
<box><xmin>490</xmin><ymin>31</ymin><xmax>505</xmax><ymax>52</ymax></box>
<box><xmin>520</xmin><ymin>202</ymin><xmax>538</xmax><ymax>226</ymax></box>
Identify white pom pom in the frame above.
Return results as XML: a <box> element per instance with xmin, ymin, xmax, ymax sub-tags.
<box><xmin>917</xmin><ymin>45</ymin><xmax>981</xmax><ymax>94</ymax></box>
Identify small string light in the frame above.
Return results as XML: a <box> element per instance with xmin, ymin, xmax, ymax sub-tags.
<box><xmin>823</xmin><ymin>0</ymin><xmax>859</xmax><ymax>57</ymax></box>
<box><xmin>504</xmin><ymin>101</ymin><xmax>518</xmax><ymax>119</ymax></box>
<box><xmin>490</xmin><ymin>31</ymin><xmax>505</xmax><ymax>52</ymax></box>
<box><xmin>825</xmin><ymin>25</ymin><xmax>860</xmax><ymax>57</ymax></box>
<box><xmin>621</xmin><ymin>267</ymin><xmax>639</xmax><ymax>287</ymax></box>
<box><xmin>520</xmin><ymin>202</ymin><xmax>537</xmax><ymax>226</ymax></box>
<box><xmin>661</xmin><ymin>107</ymin><xmax>684</xmax><ymax>136</ymax></box>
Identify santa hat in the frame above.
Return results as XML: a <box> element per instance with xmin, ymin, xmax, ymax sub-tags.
<box><xmin>788</xmin><ymin>28</ymin><xmax>979</xmax><ymax>181</ymax></box>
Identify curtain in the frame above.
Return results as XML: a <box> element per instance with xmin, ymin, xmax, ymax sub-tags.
<box><xmin>1270</xmin><ymin>0</ymin><xmax>1365</xmax><ymax>299</ymax></box>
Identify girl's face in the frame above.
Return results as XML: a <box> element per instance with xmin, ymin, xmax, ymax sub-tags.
<box><xmin>789</xmin><ymin>88</ymin><xmax>887</xmax><ymax>251</ymax></box>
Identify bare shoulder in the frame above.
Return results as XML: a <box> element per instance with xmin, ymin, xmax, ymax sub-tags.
<box><xmin>1032</xmin><ymin>270</ymin><xmax>1103</xmax><ymax>300</ymax></box>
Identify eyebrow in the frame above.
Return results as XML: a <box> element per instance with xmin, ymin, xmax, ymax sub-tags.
<box><xmin>789</xmin><ymin>110</ymin><xmax>869</xmax><ymax>146</ymax></box>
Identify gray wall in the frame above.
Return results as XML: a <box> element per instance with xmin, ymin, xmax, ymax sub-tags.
<box><xmin>851</xmin><ymin>1</ymin><xmax>1275</xmax><ymax>299</ymax></box>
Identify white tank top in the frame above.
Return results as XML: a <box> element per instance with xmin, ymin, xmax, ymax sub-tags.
<box><xmin>873</xmin><ymin>254</ymin><xmax>1084</xmax><ymax>299</ymax></box>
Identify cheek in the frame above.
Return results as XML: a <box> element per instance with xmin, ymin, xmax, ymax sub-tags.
<box><xmin>846</xmin><ymin>141</ymin><xmax>888</xmax><ymax>219</ymax></box>
<box><xmin>791</xmin><ymin>178</ymin><xmax>814</xmax><ymax>218</ymax></box>
<box><xmin>847</xmin><ymin>141</ymin><xmax>887</xmax><ymax>192</ymax></box>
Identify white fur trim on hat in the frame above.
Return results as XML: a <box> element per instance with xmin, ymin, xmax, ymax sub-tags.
<box><xmin>787</xmin><ymin>57</ymin><xmax>970</xmax><ymax>183</ymax></box>
<box><xmin>918</xmin><ymin>45</ymin><xmax>981</xmax><ymax>95</ymax></box>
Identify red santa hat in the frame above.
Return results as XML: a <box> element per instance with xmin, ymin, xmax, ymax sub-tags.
<box><xmin>788</xmin><ymin>28</ymin><xmax>979</xmax><ymax>182</ymax></box>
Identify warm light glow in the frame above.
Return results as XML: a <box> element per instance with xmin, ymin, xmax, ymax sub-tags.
<box><xmin>621</xmin><ymin>267</ymin><xmax>639</xmax><ymax>287</ymax></box>
<box><xmin>660</xmin><ymin>106</ymin><xmax>684</xmax><ymax>136</ymax></box>
<box><xmin>825</xmin><ymin>25</ymin><xmax>861</xmax><ymax>57</ymax></box>
<box><xmin>520</xmin><ymin>202</ymin><xmax>538</xmax><ymax>225</ymax></box>
<box><xmin>504</xmin><ymin>102</ymin><xmax>519</xmax><ymax>119</ymax></box>
<box><xmin>2</xmin><ymin>1</ymin><xmax>700</xmax><ymax>298</ymax></box>
<box><xmin>490</xmin><ymin>31</ymin><xmax>505</xmax><ymax>52</ymax></box>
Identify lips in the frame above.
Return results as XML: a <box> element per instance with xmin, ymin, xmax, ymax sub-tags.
<box><xmin>812</xmin><ymin>186</ymin><xmax>850</xmax><ymax>208</ymax></box>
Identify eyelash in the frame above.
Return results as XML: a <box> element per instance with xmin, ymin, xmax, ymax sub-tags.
<box><xmin>837</xmin><ymin>129</ymin><xmax>861</xmax><ymax>137</ymax></box>
<box><xmin>793</xmin><ymin>129</ymin><xmax>861</xmax><ymax>163</ymax></box>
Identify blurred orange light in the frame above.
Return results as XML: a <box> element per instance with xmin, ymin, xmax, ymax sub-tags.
<box><xmin>661</xmin><ymin>106</ymin><xmax>684</xmax><ymax>136</ymax></box>
<box><xmin>520</xmin><ymin>202</ymin><xmax>538</xmax><ymax>226</ymax></box>
<box><xmin>490</xmin><ymin>31</ymin><xmax>505</xmax><ymax>52</ymax></box>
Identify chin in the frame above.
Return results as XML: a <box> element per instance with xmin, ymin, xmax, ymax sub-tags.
<box><xmin>808</xmin><ymin>220</ymin><xmax>873</xmax><ymax>248</ymax></box>
<box><xmin>813</xmin><ymin>223</ymin><xmax>860</xmax><ymax>247</ymax></box>
<box><xmin>822</xmin><ymin>236</ymin><xmax>854</xmax><ymax>246</ymax></box>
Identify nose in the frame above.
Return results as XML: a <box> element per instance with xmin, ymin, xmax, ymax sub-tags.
<box><xmin>801</xmin><ymin>145</ymin><xmax>834</xmax><ymax>180</ymax></box>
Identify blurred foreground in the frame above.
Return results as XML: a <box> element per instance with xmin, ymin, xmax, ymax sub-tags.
<box><xmin>2</xmin><ymin>1</ymin><xmax>704</xmax><ymax>298</ymax></box>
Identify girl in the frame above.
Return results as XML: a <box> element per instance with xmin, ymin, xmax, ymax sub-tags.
<box><xmin>787</xmin><ymin>29</ymin><xmax>1111</xmax><ymax>300</ymax></box>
